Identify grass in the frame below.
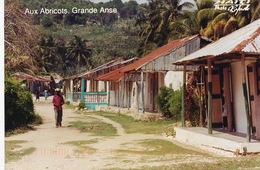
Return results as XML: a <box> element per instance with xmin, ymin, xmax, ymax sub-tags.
<box><xmin>85</xmin><ymin>111</ymin><xmax>176</xmax><ymax>135</ymax></box>
<box><xmin>68</xmin><ymin>120</ymin><xmax>117</xmax><ymax>136</ymax></box>
<box><xmin>64</xmin><ymin>139</ymin><xmax>99</xmax><ymax>145</ymax></box>
<box><xmin>137</xmin><ymin>154</ymin><xmax>260</xmax><ymax>170</ymax></box>
<box><xmin>5</xmin><ymin>140</ymin><xmax>36</xmax><ymax>163</ymax></box>
<box><xmin>65</xmin><ymin>104</ymin><xmax>77</xmax><ymax>111</ymax></box>
<box><xmin>117</xmin><ymin>139</ymin><xmax>203</xmax><ymax>156</ymax></box>
<box><xmin>172</xmin><ymin>155</ymin><xmax>260</xmax><ymax>170</ymax></box>
<box><xmin>64</xmin><ymin>139</ymin><xmax>99</xmax><ymax>157</ymax></box>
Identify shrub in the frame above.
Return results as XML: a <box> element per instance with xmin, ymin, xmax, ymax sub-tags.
<box><xmin>156</xmin><ymin>86</ymin><xmax>199</xmax><ymax>125</ymax></box>
<box><xmin>169</xmin><ymin>88</ymin><xmax>183</xmax><ymax>121</ymax></box>
<box><xmin>155</xmin><ymin>86</ymin><xmax>174</xmax><ymax>118</ymax></box>
<box><xmin>65</xmin><ymin>101</ymin><xmax>70</xmax><ymax>105</ymax></box>
<box><xmin>5</xmin><ymin>78</ymin><xmax>39</xmax><ymax>131</ymax></box>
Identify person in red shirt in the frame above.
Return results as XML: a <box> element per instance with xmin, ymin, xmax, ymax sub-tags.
<box><xmin>52</xmin><ymin>88</ymin><xmax>64</xmax><ymax>128</ymax></box>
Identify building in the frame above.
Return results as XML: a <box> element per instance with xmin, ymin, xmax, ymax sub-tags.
<box><xmin>63</xmin><ymin>57</ymin><xmax>137</xmax><ymax>109</ymax></box>
<box><xmin>174</xmin><ymin>19</ymin><xmax>260</xmax><ymax>141</ymax></box>
<box><xmin>97</xmin><ymin>34</ymin><xmax>209</xmax><ymax>113</ymax></box>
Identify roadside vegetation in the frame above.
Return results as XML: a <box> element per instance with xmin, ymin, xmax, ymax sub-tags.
<box><xmin>64</xmin><ymin>139</ymin><xmax>98</xmax><ymax>157</ymax></box>
<box><xmin>117</xmin><ymin>139</ymin><xmax>203</xmax><ymax>156</ymax></box>
<box><xmin>68</xmin><ymin>119</ymin><xmax>117</xmax><ymax>136</ymax></box>
<box><xmin>5</xmin><ymin>140</ymin><xmax>36</xmax><ymax>163</ymax></box>
<box><xmin>84</xmin><ymin>111</ymin><xmax>176</xmax><ymax>135</ymax></box>
<box><xmin>156</xmin><ymin>86</ymin><xmax>200</xmax><ymax>126</ymax></box>
<box><xmin>5</xmin><ymin>76</ymin><xmax>42</xmax><ymax>137</ymax></box>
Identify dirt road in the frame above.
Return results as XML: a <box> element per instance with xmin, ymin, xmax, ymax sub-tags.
<box><xmin>5</xmin><ymin>96</ymin><xmax>212</xmax><ymax>170</ymax></box>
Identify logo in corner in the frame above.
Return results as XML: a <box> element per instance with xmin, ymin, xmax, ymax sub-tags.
<box><xmin>214</xmin><ymin>0</ymin><xmax>250</xmax><ymax>15</ymax></box>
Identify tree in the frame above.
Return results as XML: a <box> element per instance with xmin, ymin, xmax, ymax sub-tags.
<box><xmin>66</xmin><ymin>36</ymin><xmax>92</xmax><ymax>73</ymax></box>
<box><xmin>137</xmin><ymin>0</ymin><xmax>195</xmax><ymax>56</ymax></box>
<box><xmin>5</xmin><ymin>0</ymin><xmax>40</xmax><ymax>73</ymax></box>
<box><xmin>196</xmin><ymin>0</ymin><xmax>256</xmax><ymax>41</ymax></box>
<box><xmin>35</xmin><ymin>36</ymin><xmax>58</xmax><ymax>72</ymax></box>
<box><xmin>41</xmin><ymin>16</ymin><xmax>54</xmax><ymax>28</ymax></box>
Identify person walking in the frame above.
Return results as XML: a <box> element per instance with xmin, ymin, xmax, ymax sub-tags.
<box><xmin>35</xmin><ymin>89</ymin><xmax>40</xmax><ymax>102</ymax></box>
<box><xmin>44</xmin><ymin>89</ymin><xmax>48</xmax><ymax>100</ymax></box>
<box><xmin>52</xmin><ymin>88</ymin><xmax>64</xmax><ymax>128</ymax></box>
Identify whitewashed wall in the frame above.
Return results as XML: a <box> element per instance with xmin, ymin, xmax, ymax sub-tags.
<box><xmin>98</xmin><ymin>81</ymin><xmax>106</xmax><ymax>92</ymax></box>
<box><xmin>164</xmin><ymin>71</ymin><xmax>183</xmax><ymax>91</ymax></box>
<box><xmin>231</xmin><ymin>61</ymin><xmax>251</xmax><ymax>134</ymax></box>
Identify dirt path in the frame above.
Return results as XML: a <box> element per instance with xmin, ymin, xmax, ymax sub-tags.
<box><xmin>5</xmin><ymin>96</ymin><xmax>213</xmax><ymax>170</ymax></box>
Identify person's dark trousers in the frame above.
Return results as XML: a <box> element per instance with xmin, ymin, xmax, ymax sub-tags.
<box><xmin>54</xmin><ymin>109</ymin><xmax>63</xmax><ymax>127</ymax></box>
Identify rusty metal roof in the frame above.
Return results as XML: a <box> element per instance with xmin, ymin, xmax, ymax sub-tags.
<box><xmin>121</xmin><ymin>34</ymin><xmax>200</xmax><ymax>72</ymax></box>
<box><xmin>96</xmin><ymin>66</ymin><xmax>126</xmax><ymax>81</ymax></box>
<box><xmin>96</xmin><ymin>35</ymin><xmax>201</xmax><ymax>81</ymax></box>
<box><xmin>11</xmin><ymin>72</ymin><xmax>51</xmax><ymax>82</ymax></box>
<box><xmin>175</xmin><ymin>19</ymin><xmax>260</xmax><ymax>65</ymax></box>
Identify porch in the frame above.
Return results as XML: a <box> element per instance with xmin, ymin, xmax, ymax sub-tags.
<box><xmin>174</xmin><ymin>127</ymin><xmax>260</xmax><ymax>157</ymax></box>
<box><xmin>67</xmin><ymin>92</ymin><xmax>108</xmax><ymax>110</ymax></box>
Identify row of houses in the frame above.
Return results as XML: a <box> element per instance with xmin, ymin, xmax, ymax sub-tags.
<box><xmin>63</xmin><ymin>19</ymin><xmax>260</xmax><ymax>142</ymax></box>
<box><xmin>11</xmin><ymin>72</ymin><xmax>62</xmax><ymax>95</ymax></box>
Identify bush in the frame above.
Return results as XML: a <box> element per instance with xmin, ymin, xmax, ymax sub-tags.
<box><xmin>65</xmin><ymin>101</ymin><xmax>70</xmax><ymax>105</ymax></box>
<box><xmin>5</xmin><ymin>78</ymin><xmax>38</xmax><ymax>131</ymax></box>
<box><xmin>169</xmin><ymin>88</ymin><xmax>183</xmax><ymax>121</ymax></box>
<box><xmin>156</xmin><ymin>86</ymin><xmax>174</xmax><ymax>118</ymax></box>
<box><xmin>156</xmin><ymin>86</ymin><xmax>199</xmax><ymax>125</ymax></box>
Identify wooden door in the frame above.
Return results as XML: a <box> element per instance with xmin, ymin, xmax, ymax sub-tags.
<box><xmin>247</xmin><ymin>63</ymin><xmax>260</xmax><ymax>139</ymax></box>
<box><xmin>148</xmin><ymin>73</ymin><xmax>158</xmax><ymax>111</ymax></box>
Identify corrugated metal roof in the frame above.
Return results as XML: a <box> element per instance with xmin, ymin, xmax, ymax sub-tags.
<box><xmin>65</xmin><ymin>57</ymin><xmax>138</xmax><ymax>80</ymax></box>
<box><xmin>96</xmin><ymin>67</ymin><xmax>126</xmax><ymax>81</ymax></box>
<box><xmin>96</xmin><ymin>35</ymin><xmax>201</xmax><ymax>81</ymax></box>
<box><xmin>175</xmin><ymin>19</ymin><xmax>260</xmax><ymax>64</ymax></box>
<box><xmin>121</xmin><ymin>34</ymin><xmax>199</xmax><ymax>72</ymax></box>
<box><xmin>12</xmin><ymin>72</ymin><xmax>51</xmax><ymax>82</ymax></box>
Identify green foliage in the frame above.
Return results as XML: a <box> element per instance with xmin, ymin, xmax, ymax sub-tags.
<box><xmin>41</xmin><ymin>16</ymin><xmax>53</xmax><ymax>28</ymax></box>
<box><xmin>156</xmin><ymin>86</ymin><xmax>199</xmax><ymax>125</ymax></box>
<box><xmin>5</xmin><ymin>78</ymin><xmax>39</xmax><ymax>131</ymax></box>
<box><xmin>37</xmin><ymin>18</ymin><xmax>141</xmax><ymax>76</ymax></box>
<box><xmin>155</xmin><ymin>86</ymin><xmax>174</xmax><ymax>118</ymax></box>
<box><xmin>65</xmin><ymin>101</ymin><xmax>70</xmax><ymax>105</ymax></box>
<box><xmin>169</xmin><ymin>88</ymin><xmax>183</xmax><ymax>121</ymax></box>
<box><xmin>156</xmin><ymin>86</ymin><xmax>183</xmax><ymax>120</ymax></box>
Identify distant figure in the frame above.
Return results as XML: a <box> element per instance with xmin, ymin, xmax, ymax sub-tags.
<box><xmin>35</xmin><ymin>89</ymin><xmax>40</xmax><ymax>102</ymax></box>
<box><xmin>44</xmin><ymin>89</ymin><xmax>48</xmax><ymax>100</ymax></box>
<box><xmin>52</xmin><ymin>88</ymin><xmax>64</xmax><ymax>128</ymax></box>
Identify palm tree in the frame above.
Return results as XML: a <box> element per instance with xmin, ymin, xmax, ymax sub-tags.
<box><xmin>137</xmin><ymin>0</ymin><xmax>195</xmax><ymax>56</ymax></box>
<box><xmin>196</xmin><ymin>0</ymin><xmax>256</xmax><ymax>41</ymax></box>
<box><xmin>250</xmin><ymin>0</ymin><xmax>260</xmax><ymax>22</ymax></box>
<box><xmin>35</xmin><ymin>36</ymin><xmax>57</xmax><ymax>72</ymax></box>
<box><xmin>66</xmin><ymin>36</ymin><xmax>92</xmax><ymax>73</ymax></box>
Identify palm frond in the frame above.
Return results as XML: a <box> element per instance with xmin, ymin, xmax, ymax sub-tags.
<box><xmin>223</xmin><ymin>17</ymin><xmax>238</xmax><ymax>35</ymax></box>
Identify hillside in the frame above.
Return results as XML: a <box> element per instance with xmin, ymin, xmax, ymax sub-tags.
<box><xmin>39</xmin><ymin>18</ymin><xmax>142</xmax><ymax>67</ymax></box>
